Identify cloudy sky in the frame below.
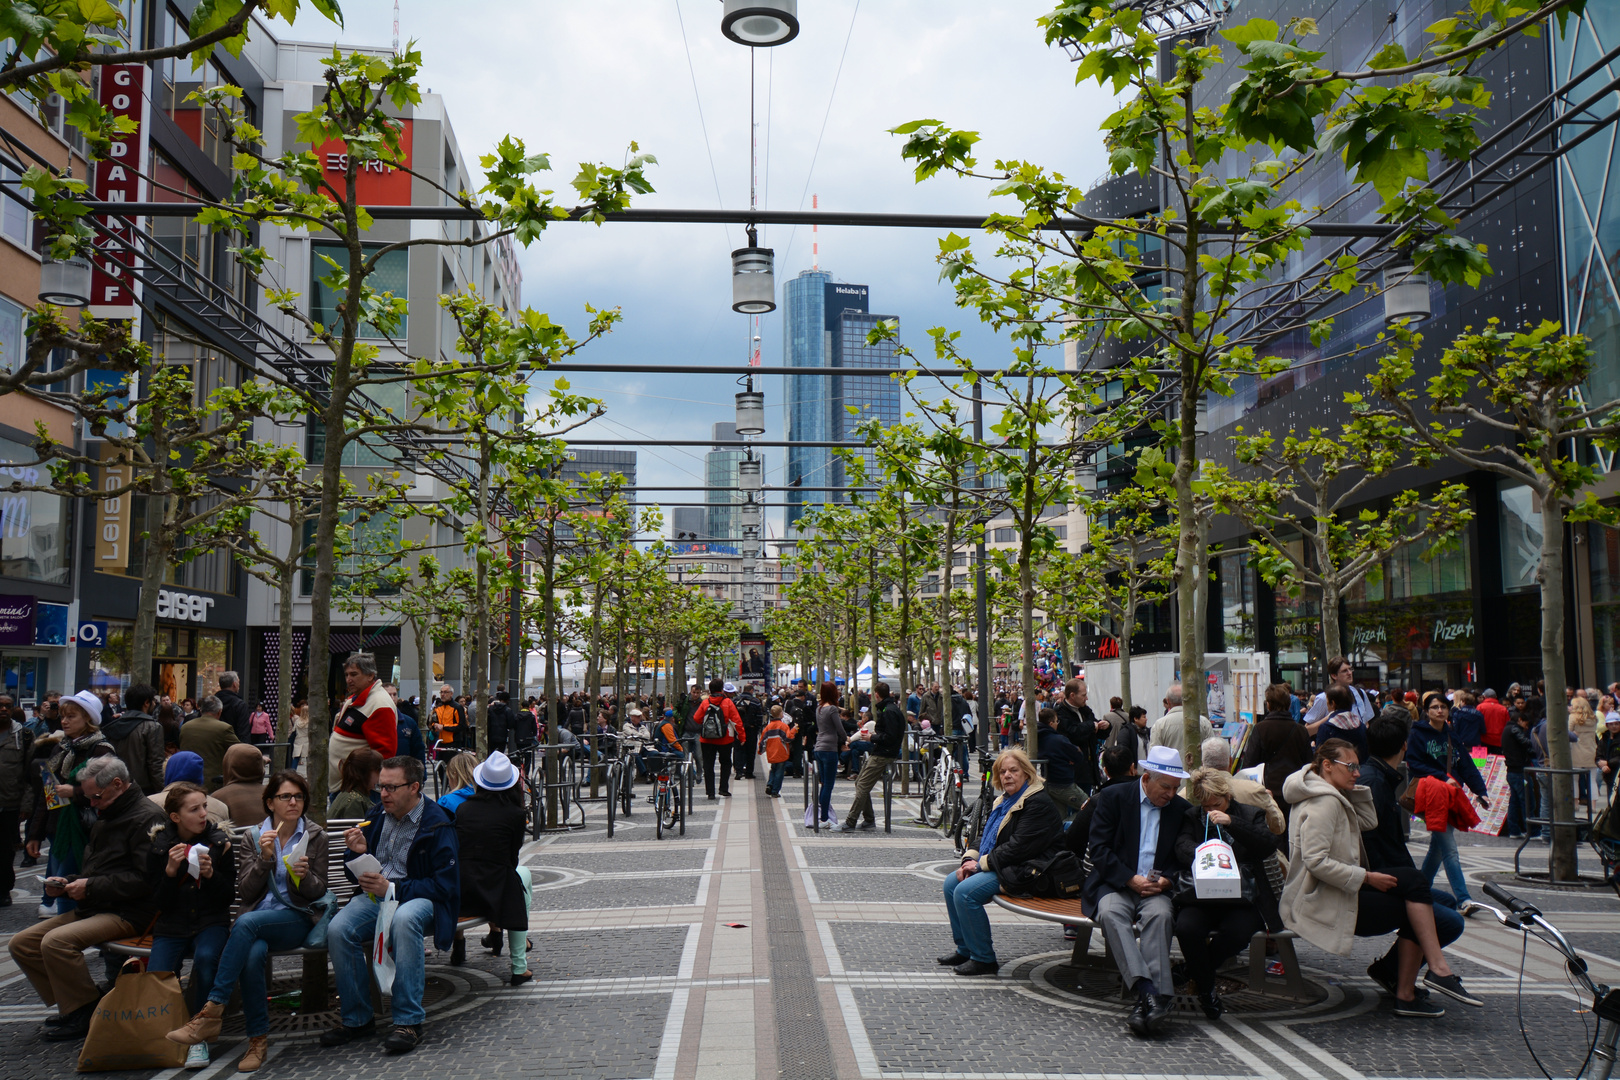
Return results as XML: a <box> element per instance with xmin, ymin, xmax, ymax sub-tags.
<box><xmin>268</xmin><ymin>1</ymin><xmax>1118</xmax><ymax>538</ymax></box>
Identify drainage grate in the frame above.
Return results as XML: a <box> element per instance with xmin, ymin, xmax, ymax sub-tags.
<box><xmin>757</xmin><ymin>782</ymin><xmax>837</xmax><ymax>1078</ymax></box>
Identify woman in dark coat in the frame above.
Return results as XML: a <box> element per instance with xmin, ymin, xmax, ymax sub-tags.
<box><xmin>1173</xmin><ymin>767</ymin><xmax>1282</xmax><ymax>1021</ymax></box>
<box><xmin>453</xmin><ymin>751</ymin><xmax>532</xmax><ymax>985</ymax></box>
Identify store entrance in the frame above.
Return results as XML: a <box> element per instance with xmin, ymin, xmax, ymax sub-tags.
<box><xmin>150</xmin><ymin>626</ymin><xmax>231</xmax><ymax>706</ymax></box>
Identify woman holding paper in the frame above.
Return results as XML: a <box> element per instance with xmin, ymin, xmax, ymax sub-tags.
<box><xmin>147</xmin><ymin>783</ymin><xmax>236</xmax><ymax>1069</ymax></box>
<box><xmin>166</xmin><ymin>770</ymin><xmax>330</xmax><ymax>1072</ymax></box>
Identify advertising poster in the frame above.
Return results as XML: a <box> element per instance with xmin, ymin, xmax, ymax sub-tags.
<box><xmin>1467</xmin><ymin>752</ymin><xmax>1511</xmax><ymax>837</ymax></box>
<box><xmin>0</xmin><ymin>594</ymin><xmax>35</xmax><ymax>646</ymax></box>
<box><xmin>739</xmin><ymin>631</ymin><xmax>771</xmax><ymax>696</ymax></box>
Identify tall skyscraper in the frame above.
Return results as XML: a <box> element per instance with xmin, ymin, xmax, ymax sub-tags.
<box><xmin>783</xmin><ymin>270</ymin><xmax>899</xmax><ymax>530</ymax></box>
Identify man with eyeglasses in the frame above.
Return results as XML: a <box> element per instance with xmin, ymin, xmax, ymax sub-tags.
<box><xmin>8</xmin><ymin>755</ymin><xmax>166</xmax><ymax>1041</ymax></box>
<box><xmin>323</xmin><ymin>756</ymin><xmax>460</xmax><ymax>1056</ymax></box>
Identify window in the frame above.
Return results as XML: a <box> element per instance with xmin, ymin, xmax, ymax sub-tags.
<box><xmin>1498</xmin><ymin>482</ymin><xmax>1541</xmax><ymax>591</ymax></box>
<box><xmin>300</xmin><ymin>510</ymin><xmax>403</xmax><ymax>596</ymax></box>
<box><xmin>311</xmin><ymin>242</ymin><xmax>409</xmax><ymax>339</ymax></box>
<box><xmin>0</xmin><ymin>163</ymin><xmax>30</xmax><ymax>248</ymax></box>
<box><xmin>151</xmin><ymin>153</ymin><xmax>216</xmax><ymax>280</ymax></box>
<box><xmin>0</xmin><ymin>439</ymin><xmax>72</xmax><ymax>584</ymax></box>
<box><xmin>1050</xmin><ymin>524</ymin><xmax>1068</xmax><ymax>540</ymax></box>
<box><xmin>123</xmin><ymin>494</ymin><xmax>234</xmax><ymax>593</ymax></box>
<box><xmin>993</xmin><ymin>527</ymin><xmax>1015</xmax><ymax>543</ymax></box>
<box><xmin>0</xmin><ymin>295</ymin><xmax>24</xmax><ymax>374</ymax></box>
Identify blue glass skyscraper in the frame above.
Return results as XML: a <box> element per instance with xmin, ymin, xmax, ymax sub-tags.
<box><xmin>783</xmin><ymin>270</ymin><xmax>898</xmax><ymax>531</ymax></box>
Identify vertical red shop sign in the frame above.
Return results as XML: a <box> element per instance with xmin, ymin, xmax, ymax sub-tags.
<box><xmin>89</xmin><ymin>64</ymin><xmax>151</xmax><ymax>319</ymax></box>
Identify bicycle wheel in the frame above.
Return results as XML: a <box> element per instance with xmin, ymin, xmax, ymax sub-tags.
<box><xmin>606</xmin><ymin>762</ymin><xmax>618</xmax><ymax>838</ymax></box>
<box><xmin>529</xmin><ymin>767</ymin><xmax>543</xmax><ymax>839</ymax></box>
<box><xmin>661</xmin><ymin>778</ymin><xmax>679</xmax><ymax>834</ymax></box>
<box><xmin>940</xmin><ymin>777</ymin><xmax>962</xmax><ymax>839</ymax></box>
<box><xmin>960</xmin><ymin>796</ymin><xmax>987</xmax><ymax>855</ymax></box>
<box><xmin>655</xmin><ymin>783</ymin><xmax>666</xmax><ymax>840</ymax></box>
<box><xmin>918</xmin><ymin>770</ymin><xmax>942</xmax><ymax>827</ymax></box>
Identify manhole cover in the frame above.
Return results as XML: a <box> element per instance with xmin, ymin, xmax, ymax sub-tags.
<box><xmin>1036</xmin><ymin>959</ymin><xmax>1330</xmax><ymax>1014</ymax></box>
<box><xmin>1481</xmin><ymin>870</ymin><xmax>1616</xmax><ymax>894</ymax></box>
<box><xmin>218</xmin><ymin>973</ymin><xmax>460</xmax><ymax>1038</ymax></box>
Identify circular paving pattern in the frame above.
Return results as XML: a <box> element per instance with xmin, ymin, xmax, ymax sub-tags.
<box><xmin>217</xmin><ymin>968</ymin><xmax>491</xmax><ymax>1039</ymax></box>
<box><xmin>1015</xmin><ymin>953</ymin><xmax>1353</xmax><ymax>1022</ymax></box>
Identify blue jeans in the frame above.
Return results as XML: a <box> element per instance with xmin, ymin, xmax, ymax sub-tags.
<box><xmin>43</xmin><ymin>846</ymin><xmax>79</xmax><ymax>915</ymax></box>
<box><xmin>509</xmin><ymin>867</ymin><xmax>533</xmax><ymax>976</ymax></box>
<box><xmin>943</xmin><ymin>870</ymin><xmax>1003</xmax><ymax>964</ymax></box>
<box><xmin>814</xmin><ymin>750</ymin><xmax>840</xmax><ymax>822</ymax></box>
<box><xmin>766</xmin><ymin>761</ymin><xmax>786</xmax><ymax>795</ymax></box>
<box><xmin>330</xmin><ymin>894</ymin><xmax>438</xmax><ymax>1028</ymax></box>
<box><xmin>847</xmin><ymin>740</ymin><xmax>872</xmax><ymax>774</ymax></box>
<box><xmin>206</xmin><ymin>906</ymin><xmax>313</xmax><ymax>1037</ymax></box>
<box><xmin>1431</xmin><ymin>889</ymin><xmax>1465</xmax><ymax>948</ymax></box>
<box><xmin>1506</xmin><ymin>771</ymin><xmax>1527</xmax><ymax>835</ymax></box>
<box><xmin>1421</xmin><ymin>825</ymin><xmax>1472</xmax><ymax>904</ymax></box>
<box><xmin>150</xmin><ymin>925</ymin><xmax>228</xmax><ymax>1013</ymax></box>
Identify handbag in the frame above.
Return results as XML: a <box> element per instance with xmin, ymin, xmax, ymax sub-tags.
<box><xmin>77</xmin><ymin>960</ymin><xmax>187</xmax><ymax>1072</ymax></box>
<box><xmin>372</xmin><ymin>883</ymin><xmax>398</xmax><ymax>995</ymax></box>
<box><xmin>998</xmin><ymin>848</ymin><xmax>1085</xmax><ymax>899</ymax></box>
<box><xmin>247</xmin><ymin>826</ymin><xmax>333</xmax><ymax>947</ymax></box>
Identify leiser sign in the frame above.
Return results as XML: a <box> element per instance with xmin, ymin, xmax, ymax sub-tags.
<box><xmin>90</xmin><ymin>64</ymin><xmax>151</xmax><ymax>319</ymax></box>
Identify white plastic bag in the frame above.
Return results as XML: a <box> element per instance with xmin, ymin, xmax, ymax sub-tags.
<box><xmin>371</xmin><ymin>883</ymin><xmax>397</xmax><ymax>994</ymax></box>
<box><xmin>1193</xmin><ymin>838</ymin><xmax>1242</xmax><ymax>899</ymax></box>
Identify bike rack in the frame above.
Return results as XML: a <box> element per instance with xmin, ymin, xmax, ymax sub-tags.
<box><xmin>802</xmin><ymin>749</ymin><xmax>819</xmax><ymax>833</ymax></box>
<box><xmin>882</xmin><ymin>761</ymin><xmax>894</xmax><ymax>834</ymax></box>
<box><xmin>604</xmin><ymin>759</ymin><xmax>621</xmax><ymax>838</ymax></box>
<box><xmin>1516</xmin><ymin>766</ymin><xmax>1605</xmax><ymax>884</ymax></box>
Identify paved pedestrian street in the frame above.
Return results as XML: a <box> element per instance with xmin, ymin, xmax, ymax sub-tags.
<box><xmin>0</xmin><ymin>776</ymin><xmax>1610</xmax><ymax>1079</ymax></box>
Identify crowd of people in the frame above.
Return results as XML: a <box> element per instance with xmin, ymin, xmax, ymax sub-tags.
<box><xmin>4</xmin><ymin>650</ymin><xmax>1612</xmax><ymax>1063</ymax></box>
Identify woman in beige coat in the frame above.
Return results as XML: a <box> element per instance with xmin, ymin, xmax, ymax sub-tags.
<box><xmin>1280</xmin><ymin>738</ymin><xmax>1479</xmax><ymax>1018</ymax></box>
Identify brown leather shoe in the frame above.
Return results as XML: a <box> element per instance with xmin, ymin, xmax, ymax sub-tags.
<box><xmin>237</xmin><ymin>1036</ymin><xmax>270</xmax><ymax>1072</ymax></box>
<box><xmin>166</xmin><ymin>1000</ymin><xmax>224</xmax><ymax>1045</ymax></box>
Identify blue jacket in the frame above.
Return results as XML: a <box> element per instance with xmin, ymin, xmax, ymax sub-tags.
<box><xmin>397</xmin><ymin>716</ymin><xmax>427</xmax><ymax>764</ymax></box>
<box><xmin>1449</xmin><ymin>706</ymin><xmax>1484</xmax><ymax>752</ymax></box>
<box><xmin>346</xmin><ymin>797</ymin><xmax>462</xmax><ymax>950</ymax></box>
<box><xmin>1038</xmin><ymin>729</ymin><xmax>1089</xmax><ymax>787</ymax></box>
<box><xmin>1407</xmin><ymin>718</ymin><xmax>1486</xmax><ymax>799</ymax></box>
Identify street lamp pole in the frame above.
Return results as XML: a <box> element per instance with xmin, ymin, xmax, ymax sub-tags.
<box><xmin>973</xmin><ymin>380</ymin><xmax>991</xmax><ymax>757</ymax></box>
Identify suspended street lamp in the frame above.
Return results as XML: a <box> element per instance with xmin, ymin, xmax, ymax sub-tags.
<box><xmin>735</xmin><ymin>385</ymin><xmax>765</xmax><ymax>435</ymax></box>
<box><xmin>738</xmin><ymin>456</ymin><xmax>762</xmax><ymax>492</ymax></box>
<box><xmin>1382</xmin><ymin>264</ymin><xmax>1431</xmax><ymax>325</ymax></box>
<box><xmin>721</xmin><ymin>0</ymin><xmax>799</xmax><ymax>46</ymax></box>
<box><xmin>38</xmin><ymin>254</ymin><xmax>92</xmax><ymax>307</ymax></box>
<box><xmin>731</xmin><ymin>225</ymin><xmax>775</xmax><ymax>314</ymax></box>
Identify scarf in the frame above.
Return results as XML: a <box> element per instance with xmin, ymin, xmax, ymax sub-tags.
<box><xmin>979</xmin><ymin>782</ymin><xmax>1028</xmax><ymax>859</ymax></box>
<box><xmin>1326</xmin><ymin>709</ymin><xmax>1362</xmax><ymax>731</ymax></box>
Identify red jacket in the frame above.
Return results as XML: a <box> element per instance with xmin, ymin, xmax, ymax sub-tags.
<box><xmin>334</xmin><ymin>679</ymin><xmax>398</xmax><ymax>758</ymax></box>
<box><xmin>692</xmin><ymin>695</ymin><xmax>743</xmax><ymax>745</ymax></box>
<box><xmin>1414</xmin><ymin>775</ymin><xmax>1480</xmax><ymax>833</ymax></box>
<box><xmin>1478</xmin><ymin>698</ymin><xmax>1510</xmax><ymax>750</ymax></box>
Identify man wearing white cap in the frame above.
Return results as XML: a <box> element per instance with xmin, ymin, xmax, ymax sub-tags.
<box><xmin>1083</xmin><ymin>745</ymin><xmax>1195</xmax><ymax>1037</ymax></box>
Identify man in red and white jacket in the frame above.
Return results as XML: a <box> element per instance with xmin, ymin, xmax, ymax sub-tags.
<box><xmin>328</xmin><ymin>653</ymin><xmax>398</xmax><ymax>779</ymax></box>
<box><xmin>692</xmin><ymin>678</ymin><xmax>744</xmax><ymax>800</ymax></box>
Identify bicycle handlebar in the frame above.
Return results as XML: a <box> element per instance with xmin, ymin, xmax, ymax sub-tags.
<box><xmin>1483</xmin><ymin>882</ymin><xmax>1538</xmax><ymax>916</ymax></box>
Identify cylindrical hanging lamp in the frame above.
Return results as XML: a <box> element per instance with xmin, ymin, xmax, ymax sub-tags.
<box><xmin>738</xmin><ymin>458</ymin><xmax>762</xmax><ymax>491</ymax></box>
<box><xmin>38</xmin><ymin>255</ymin><xmax>92</xmax><ymax>307</ymax></box>
<box><xmin>741</xmin><ymin>500</ymin><xmax>763</xmax><ymax>529</ymax></box>
<box><xmin>735</xmin><ymin>390</ymin><xmax>765</xmax><ymax>435</ymax></box>
<box><xmin>731</xmin><ymin>239</ymin><xmax>776</xmax><ymax>313</ymax></box>
<box><xmin>1382</xmin><ymin>264</ymin><xmax>1431</xmax><ymax>325</ymax></box>
<box><xmin>721</xmin><ymin>0</ymin><xmax>799</xmax><ymax>46</ymax></box>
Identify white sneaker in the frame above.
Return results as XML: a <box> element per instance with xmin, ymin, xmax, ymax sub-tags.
<box><xmin>184</xmin><ymin>1043</ymin><xmax>210</xmax><ymax>1070</ymax></box>
<box><xmin>1458</xmin><ymin>900</ymin><xmax>1484</xmax><ymax>917</ymax></box>
<box><xmin>35</xmin><ymin>903</ymin><xmax>54</xmax><ymax>919</ymax></box>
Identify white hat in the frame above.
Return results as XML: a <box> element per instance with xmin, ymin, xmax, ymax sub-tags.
<box><xmin>629</xmin><ymin>708</ymin><xmax>643</xmax><ymax>718</ymax></box>
<box><xmin>723</xmin><ymin>682</ymin><xmax>737</xmax><ymax>694</ymax></box>
<box><xmin>1142</xmin><ymin>745</ymin><xmax>1188</xmax><ymax>779</ymax></box>
<box><xmin>473</xmin><ymin>751</ymin><xmax>519</xmax><ymax>792</ymax></box>
<box><xmin>64</xmin><ymin>689</ymin><xmax>103</xmax><ymax>726</ymax></box>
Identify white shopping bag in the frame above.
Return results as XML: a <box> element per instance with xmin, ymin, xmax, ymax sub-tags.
<box><xmin>371</xmin><ymin>883</ymin><xmax>398</xmax><ymax>994</ymax></box>
<box><xmin>1193</xmin><ymin>838</ymin><xmax>1242</xmax><ymax>900</ymax></box>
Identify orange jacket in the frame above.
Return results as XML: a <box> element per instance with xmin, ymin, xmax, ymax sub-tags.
<box><xmin>762</xmin><ymin>718</ymin><xmax>798</xmax><ymax>764</ymax></box>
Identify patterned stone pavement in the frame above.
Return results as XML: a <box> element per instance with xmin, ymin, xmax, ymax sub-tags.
<box><xmin>0</xmin><ymin>763</ymin><xmax>1611</xmax><ymax>1079</ymax></box>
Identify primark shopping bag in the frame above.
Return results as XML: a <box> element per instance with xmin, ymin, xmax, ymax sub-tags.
<box><xmin>77</xmin><ymin>961</ymin><xmax>187</xmax><ymax>1072</ymax></box>
<box><xmin>371</xmin><ymin>883</ymin><xmax>398</xmax><ymax>995</ymax></box>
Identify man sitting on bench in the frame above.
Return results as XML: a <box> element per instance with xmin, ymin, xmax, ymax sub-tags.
<box><xmin>323</xmin><ymin>756</ymin><xmax>460</xmax><ymax>1056</ymax></box>
<box><xmin>1084</xmin><ymin>745</ymin><xmax>1194</xmax><ymax>1038</ymax></box>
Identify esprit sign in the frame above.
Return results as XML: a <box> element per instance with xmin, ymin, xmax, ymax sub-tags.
<box><xmin>90</xmin><ymin>64</ymin><xmax>150</xmax><ymax>319</ymax></box>
<box><xmin>313</xmin><ymin>119</ymin><xmax>414</xmax><ymax>205</ymax></box>
<box><xmin>156</xmin><ymin>589</ymin><xmax>215</xmax><ymax>623</ymax></box>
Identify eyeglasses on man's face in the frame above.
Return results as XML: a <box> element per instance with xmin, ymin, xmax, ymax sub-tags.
<box><xmin>378</xmin><ymin>782</ymin><xmax>417</xmax><ymax>794</ymax></box>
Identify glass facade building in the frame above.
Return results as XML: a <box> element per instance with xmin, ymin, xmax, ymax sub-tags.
<box><xmin>704</xmin><ymin>422</ymin><xmax>763</xmax><ymax>543</ymax></box>
<box><xmin>783</xmin><ymin>272</ymin><xmax>891</xmax><ymax>530</ymax></box>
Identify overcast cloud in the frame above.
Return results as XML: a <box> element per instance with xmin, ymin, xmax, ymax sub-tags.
<box><xmin>268</xmin><ymin>1</ymin><xmax>1119</xmax><ymax>537</ymax></box>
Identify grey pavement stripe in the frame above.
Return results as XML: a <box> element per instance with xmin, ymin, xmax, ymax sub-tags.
<box><xmin>757</xmin><ymin>776</ymin><xmax>838</xmax><ymax>1079</ymax></box>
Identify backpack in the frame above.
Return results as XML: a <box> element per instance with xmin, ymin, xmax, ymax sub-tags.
<box><xmin>701</xmin><ymin>700</ymin><xmax>725</xmax><ymax>740</ymax></box>
<box><xmin>249</xmin><ymin>710</ymin><xmax>274</xmax><ymax>738</ymax></box>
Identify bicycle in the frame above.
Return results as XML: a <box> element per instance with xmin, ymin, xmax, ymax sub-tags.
<box><xmin>526</xmin><ymin>745</ymin><xmax>586</xmax><ymax>837</ymax></box>
<box><xmin>916</xmin><ymin>736</ymin><xmax>951</xmax><ymax>827</ymax></box>
<box><xmin>645</xmin><ymin>750</ymin><xmax>686</xmax><ymax>840</ymax></box>
<box><xmin>954</xmin><ymin>749</ymin><xmax>998</xmax><ymax>854</ymax></box>
<box><xmin>1483</xmin><ymin>881</ymin><xmax>1619</xmax><ymax>1079</ymax></box>
<box><xmin>936</xmin><ymin>736</ymin><xmax>969</xmax><ymax>839</ymax></box>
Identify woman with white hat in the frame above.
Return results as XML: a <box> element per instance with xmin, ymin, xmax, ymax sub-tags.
<box><xmin>452</xmin><ymin>751</ymin><xmax>533</xmax><ymax>985</ymax></box>
<box><xmin>25</xmin><ymin>691</ymin><xmax>114</xmax><ymax>918</ymax></box>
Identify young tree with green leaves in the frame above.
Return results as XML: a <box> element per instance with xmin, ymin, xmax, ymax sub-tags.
<box><xmin>1358</xmin><ymin>319</ymin><xmax>1616</xmax><ymax>880</ymax></box>
<box><xmin>888</xmin><ymin>0</ymin><xmax>1577</xmax><ymax>765</ymax></box>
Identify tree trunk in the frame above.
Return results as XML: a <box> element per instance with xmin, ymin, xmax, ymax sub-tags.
<box><xmin>940</xmin><ymin>507</ymin><xmax>957</xmax><ymax>742</ymax></box>
<box><xmin>585</xmin><ymin>577</ymin><xmax>605</xmax><ymax>700</ymax></box>
<box><xmin>415</xmin><ymin>618</ymin><xmax>431</xmax><ymax>728</ymax></box>
<box><xmin>1020</xmin><ymin>530</ymin><xmax>1038</xmax><ymax>762</ymax></box>
<box><xmin>274</xmin><ymin>568</ymin><xmax>295</xmax><ymax>771</ymax></box>
<box><xmin>1320</xmin><ymin>572</ymin><xmax>1343</xmax><ymax>666</ymax></box>
<box><xmin>131</xmin><ymin>497</ymin><xmax>171</xmax><ymax>688</ymax></box>
<box><xmin>1538</xmin><ymin>493</ymin><xmax>1577</xmax><ymax>880</ymax></box>
<box><xmin>1120</xmin><ymin>600</ymin><xmax>1136</xmax><ymax>716</ymax></box>
<box><xmin>542</xmin><ymin>524</ymin><xmax>560</xmax><ymax>826</ymax></box>
<box><xmin>471</xmin><ymin>440</ymin><xmax>492</xmax><ymax>745</ymax></box>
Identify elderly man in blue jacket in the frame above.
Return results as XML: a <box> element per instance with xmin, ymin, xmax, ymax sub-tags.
<box><xmin>322</xmin><ymin>755</ymin><xmax>460</xmax><ymax>1056</ymax></box>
